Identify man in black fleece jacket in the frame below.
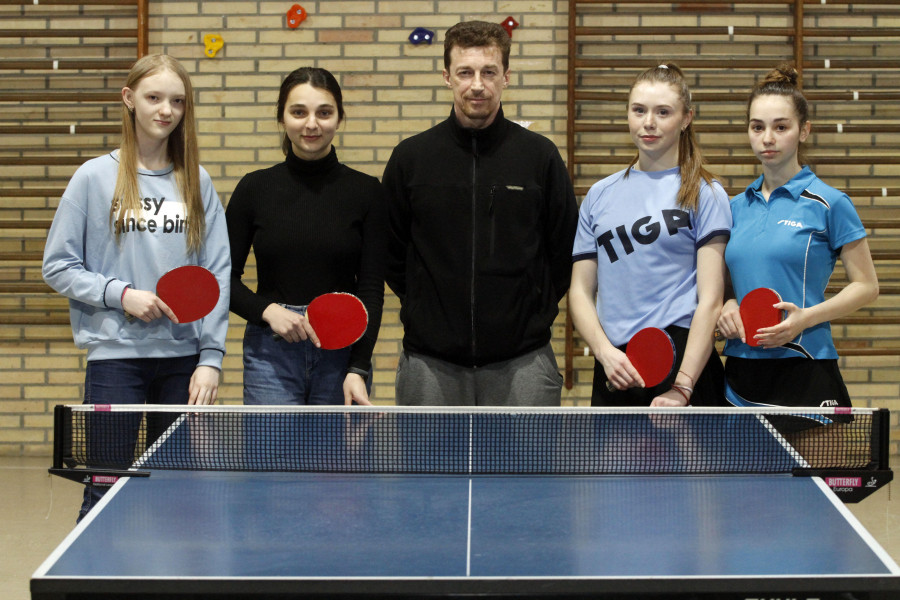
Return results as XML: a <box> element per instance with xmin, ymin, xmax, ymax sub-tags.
<box><xmin>382</xmin><ymin>21</ymin><xmax>578</xmax><ymax>406</ymax></box>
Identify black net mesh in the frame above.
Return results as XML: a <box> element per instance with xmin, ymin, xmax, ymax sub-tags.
<box><xmin>56</xmin><ymin>406</ymin><xmax>882</xmax><ymax>475</ymax></box>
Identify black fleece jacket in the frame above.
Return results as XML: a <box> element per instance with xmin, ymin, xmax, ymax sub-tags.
<box><xmin>382</xmin><ymin>107</ymin><xmax>577</xmax><ymax>367</ymax></box>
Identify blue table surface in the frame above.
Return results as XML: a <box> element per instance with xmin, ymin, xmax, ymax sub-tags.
<box><xmin>39</xmin><ymin>469</ymin><xmax>896</xmax><ymax>580</ymax></box>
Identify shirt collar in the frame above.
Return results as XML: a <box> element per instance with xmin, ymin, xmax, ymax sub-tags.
<box><xmin>285</xmin><ymin>145</ymin><xmax>340</xmax><ymax>177</ymax></box>
<box><xmin>447</xmin><ymin>104</ymin><xmax>508</xmax><ymax>151</ymax></box>
<box><xmin>745</xmin><ymin>165</ymin><xmax>815</xmax><ymax>204</ymax></box>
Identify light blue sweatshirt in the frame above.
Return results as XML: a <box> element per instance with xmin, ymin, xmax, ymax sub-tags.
<box><xmin>42</xmin><ymin>151</ymin><xmax>230</xmax><ymax>369</ymax></box>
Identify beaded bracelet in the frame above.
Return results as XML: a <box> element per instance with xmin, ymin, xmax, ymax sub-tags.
<box><xmin>670</xmin><ymin>384</ymin><xmax>692</xmax><ymax>404</ymax></box>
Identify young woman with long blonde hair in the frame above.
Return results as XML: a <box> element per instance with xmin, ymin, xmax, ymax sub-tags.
<box><xmin>42</xmin><ymin>54</ymin><xmax>230</xmax><ymax>519</ymax></box>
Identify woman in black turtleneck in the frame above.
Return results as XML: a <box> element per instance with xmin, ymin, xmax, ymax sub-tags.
<box><xmin>225</xmin><ymin>67</ymin><xmax>386</xmax><ymax>406</ymax></box>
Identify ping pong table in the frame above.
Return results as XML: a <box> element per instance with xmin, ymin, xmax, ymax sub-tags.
<box><xmin>32</xmin><ymin>405</ymin><xmax>900</xmax><ymax>599</ymax></box>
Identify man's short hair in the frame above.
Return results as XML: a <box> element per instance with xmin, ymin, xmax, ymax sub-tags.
<box><xmin>443</xmin><ymin>21</ymin><xmax>511</xmax><ymax>72</ymax></box>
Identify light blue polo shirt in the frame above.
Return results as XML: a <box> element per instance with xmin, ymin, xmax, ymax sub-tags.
<box><xmin>572</xmin><ymin>166</ymin><xmax>732</xmax><ymax>347</ymax></box>
<box><xmin>723</xmin><ymin>166</ymin><xmax>866</xmax><ymax>360</ymax></box>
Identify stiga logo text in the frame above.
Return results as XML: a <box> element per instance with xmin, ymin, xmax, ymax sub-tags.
<box><xmin>777</xmin><ymin>219</ymin><xmax>803</xmax><ymax>228</ymax></box>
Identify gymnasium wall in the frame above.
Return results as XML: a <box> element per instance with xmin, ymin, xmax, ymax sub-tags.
<box><xmin>0</xmin><ymin>0</ymin><xmax>898</xmax><ymax>457</ymax></box>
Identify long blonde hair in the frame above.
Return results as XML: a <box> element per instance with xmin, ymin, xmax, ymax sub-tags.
<box><xmin>112</xmin><ymin>54</ymin><xmax>204</xmax><ymax>252</ymax></box>
<box><xmin>626</xmin><ymin>63</ymin><xmax>717</xmax><ymax>212</ymax></box>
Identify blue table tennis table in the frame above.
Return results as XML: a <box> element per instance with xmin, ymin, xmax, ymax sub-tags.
<box><xmin>31</xmin><ymin>405</ymin><xmax>900</xmax><ymax>599</ymax></box>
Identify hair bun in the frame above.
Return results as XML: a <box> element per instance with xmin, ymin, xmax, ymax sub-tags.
<box><xmin>763</xmin><ymin>63</ymin><xmax>799</xmax><ymax>87</ymax></box>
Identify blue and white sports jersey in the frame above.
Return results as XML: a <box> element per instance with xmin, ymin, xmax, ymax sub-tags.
<box><xmin>724</xmin><ymin>166</ymin><xmax>866</xmax><ymax>360</ymax></box>
<box><xmin>572</xmin><ymin>166</ymin><xmax>732</xmax><ymax>347</ymax></box>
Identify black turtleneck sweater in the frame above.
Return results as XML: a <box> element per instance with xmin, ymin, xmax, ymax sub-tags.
<box><xmin>225</xmin><ymin>146</ymin><xmax>387</xmax><ymax>372</ymax></box>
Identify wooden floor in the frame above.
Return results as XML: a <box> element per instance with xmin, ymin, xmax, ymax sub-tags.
<box><xmin>4</xmin><ymin>456</ymin><xmax>899</xmax><ymax>600</ymax></box>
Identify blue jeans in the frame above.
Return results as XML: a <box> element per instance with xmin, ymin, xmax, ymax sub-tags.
<box><xmin>79</xmin><ymin>355</ymin><xmax>199</xmax><ymax>521</ymax></box>
<box><xmin>242</xmin><ymin>305</ymin><xmax>365</xmax><ymax>405</ymax></box>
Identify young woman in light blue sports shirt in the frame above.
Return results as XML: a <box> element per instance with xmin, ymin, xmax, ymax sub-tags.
<box><xmin>570</xmin><ymin>63</ymin><xmax>731</xmax><ymax>407</ymax></box>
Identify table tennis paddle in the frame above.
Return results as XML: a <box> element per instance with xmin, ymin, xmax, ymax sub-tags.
<box><xmin>606</xmin><ymin>327</ymin><xmax>676</xmax><ymax>391</ymax></box>
<box><xmin>155</xmin><ymin>265</ymin><xmax>219</xmax><ymax>324</ymax></box>
<box><xmin>739</xmin><ymin>287</ymin><xmax>784</xmax><ymax>347</ymax></box>
<box><xmin>306</xmin><ymin>292</ymin><xmax>368</xmax><ymax>350</ymax></box>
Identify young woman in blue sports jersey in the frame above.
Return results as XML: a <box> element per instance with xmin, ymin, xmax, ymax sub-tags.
<box><xmin>570</xmin><ymin>63</ymin><xmax>732</xmax><ymax>407</ymax></box>
<box><xmin>716</xmin><ymin>64</ymin><xmax>878</xmax><ymax>409</ymax></box>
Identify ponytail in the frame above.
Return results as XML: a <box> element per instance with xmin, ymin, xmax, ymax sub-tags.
<box><xmin>626</xmin><ymin>62</ymin><xmax>717</xmax><ymax>212</ymax></box>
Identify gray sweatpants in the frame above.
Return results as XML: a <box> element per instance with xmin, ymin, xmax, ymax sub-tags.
<box><xmin>395</xmin><ymin>343</ymin><xmax>563</xmax><ymax>407</ymax></box>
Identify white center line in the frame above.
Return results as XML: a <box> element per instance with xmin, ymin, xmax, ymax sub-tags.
<box><xmin>466</xmin><ymin>477</ymin><xmax>473</xmax><ymax>576</ymax></box>
<box><xmin>466</xmin><ymin>414</ymin><xmax>473</xmax><ymax>576</ymax></box>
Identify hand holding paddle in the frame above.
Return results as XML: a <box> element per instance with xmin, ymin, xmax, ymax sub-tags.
<box><xmin>606</xmin><ymin>327</ymin><xmax>676</xmax><ymax>392</ymax></box>
<box><xmin>265</xmin><ymin>303</ymin><xmax>314</xmax><ymax>345</ymax></box>
<box><xmin>269</xmin><ymin>292</ymin><xmax>368</xmax><ymax>350</ymax></box>
<box><xmin>123</xmin><ymin>265</ymin><xmax>219</xmax><ymax>324</ymax></box>
<box><xmin>156</xmin><ymin>265</ymin><xmax>220</xmax><ymax>324</ymax></box>
<box><xmin>122</xmin><ymin>288</ymin><xmax>179</xmax><ymax>323</ymax></box>
<box><xmin>739</xmin><ymin>287</ymin><xmax>785</xmax><ymax>347</ymax></box>
<box><xmin>717</xmin><ymin>287</ymin><xmax>786</xmax><ymax>347</ymax></box>
<box><xmin>718</xmin><ymin>287</ymin><xmax>814</xmax><ymax>356</ymax></box>
<box><xmin>307</xmin><ymin>293</ymin><xmax>368</xmax><ymax>350</ymax></box>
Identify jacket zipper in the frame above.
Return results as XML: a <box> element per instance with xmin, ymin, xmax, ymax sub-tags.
<box><xmin>470</xmin><ymin>135</ymin><xmax>478</xmax><ymax>360</ymax></box>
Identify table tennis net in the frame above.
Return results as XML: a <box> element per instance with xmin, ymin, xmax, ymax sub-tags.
<box><xmin>52</xmin><ymin>405</ymin><xmax>889</xmax><ymax>476</ymax></box>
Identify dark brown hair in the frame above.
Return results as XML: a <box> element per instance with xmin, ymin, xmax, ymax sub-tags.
<box><xmin>747</xmin><ymin>63</ymin><xmax>810</xmax><ymax>163</ymax></box>
<box><xmin>443</xmin><ymin>21</ymin><xmax>511</xmax><ymax>72</ymax></box>
<box><xmin>276</xmin><ymin>67</ymin><xmax>345</xmax><ymax>156</ymax></box>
